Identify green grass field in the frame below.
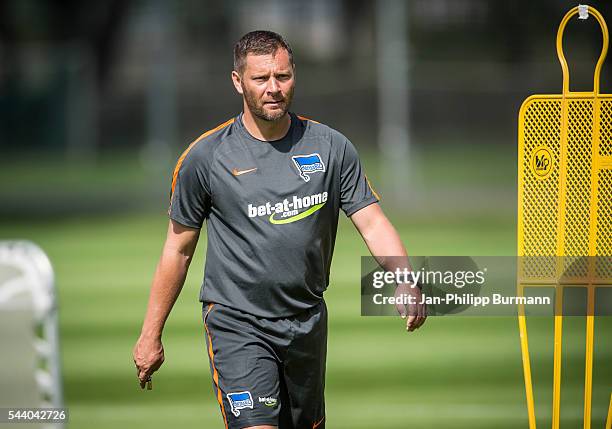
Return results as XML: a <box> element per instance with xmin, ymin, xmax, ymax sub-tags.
<box><xmin>1</xmin><ymin>145</ymin><xmax>610</xmax><ymax>428</ymax></box>
<box><xmin>3</xmin><ymin>211</ymin><xmax>611</xmax><ymax>429</ymax></box>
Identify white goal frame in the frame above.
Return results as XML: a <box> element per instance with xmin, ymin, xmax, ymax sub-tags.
<box><xmin>0</xmin><ymin>241</ymin><xmax>63</xmax><ymax>410</ymax></box>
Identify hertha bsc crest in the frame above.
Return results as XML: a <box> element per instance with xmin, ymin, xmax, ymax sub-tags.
<box><xmin>292</xmin><ymin>153</ymin><xmax>325</xmax><ymax>182</ymax></box>
<box><xmin>227</xmin><ymin>391</ymin><xmax>254</xmax><ymax>417</ymax></box>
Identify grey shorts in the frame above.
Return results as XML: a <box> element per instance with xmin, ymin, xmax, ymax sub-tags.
<box><xmin>203</xmin><ymin>301</ymin><xmax>327</xmax><ymax>429</ymax></box>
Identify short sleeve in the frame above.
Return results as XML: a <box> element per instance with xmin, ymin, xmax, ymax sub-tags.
<box><xmin>168</xmin><ymin>151</ymin><xmax>211</xmax><ymax>228</ymax></box>
<box><xmin>339</xmin><ymin>138</ymin><xmax>379</xmax><ymax>216</ymax></box>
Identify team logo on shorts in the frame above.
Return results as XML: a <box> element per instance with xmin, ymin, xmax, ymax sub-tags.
<box><xmin>292</xmin><ymin>153</ymin><xmax>325</xmax><ymax>182</ymax></box>
<box><xmin>227</xmin><ymin>391</ymin><xmax>254</xmax><ymax>417</ymax></box>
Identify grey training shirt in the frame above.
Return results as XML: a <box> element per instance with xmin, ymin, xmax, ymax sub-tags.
<box><xmin>169</xmin><ymin>113</ymin><xmax>378</xmax><ymax>317</ymax></box>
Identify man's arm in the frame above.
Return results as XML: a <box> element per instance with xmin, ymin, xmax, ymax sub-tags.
<box><xmin>350</xmin><ymin>203</ymin><xmax>426</xmax><ymax>332</ymax></box>
<box><xmin>133</xmin><ymin>219</ymin><xmax>200</xmax><ymax>388</ymax></box>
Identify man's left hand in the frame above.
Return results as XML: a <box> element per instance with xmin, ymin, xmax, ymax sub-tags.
<box><xmin>394</xmin><ymin>283</ymin><xmax>427</xmax><ymax>332</ymax></box>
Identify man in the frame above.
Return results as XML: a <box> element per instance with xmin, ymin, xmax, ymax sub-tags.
<box><xmin>133</xmin><ymin>30</ymin><xmax>426</xmax><ymax>429</ymax></box>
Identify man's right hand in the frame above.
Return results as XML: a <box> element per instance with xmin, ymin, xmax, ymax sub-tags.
<box><xmin>133</xmin><ymin>335</ymin><xmax>165</xmax><ymax>389</ymax></box>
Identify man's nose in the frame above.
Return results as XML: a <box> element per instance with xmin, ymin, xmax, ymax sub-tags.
<box><xmin>266</xmin><ymin>78</ymin><xmax>280</xmax><ymax>93</ymax></box>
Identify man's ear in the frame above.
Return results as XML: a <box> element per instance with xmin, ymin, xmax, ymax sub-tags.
<box><xmin>231</xmin><ymin>70</ymin><xmax>244</xmax><ymax>95</ymax></box>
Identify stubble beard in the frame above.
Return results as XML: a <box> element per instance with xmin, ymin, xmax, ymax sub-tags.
<box><xmin>242</xmin><ymin>84</ymin><xmax>294</xmax><ymax>123</ymax></box>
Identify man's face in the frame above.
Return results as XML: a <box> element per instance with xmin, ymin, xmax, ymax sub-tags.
<box><xmin>232</xmin><ymin>48</ymin><xmax>295</xmax><ymax>122</ymax></box>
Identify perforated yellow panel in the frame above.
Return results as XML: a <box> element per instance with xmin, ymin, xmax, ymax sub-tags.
<box><xmin>596</xmin><ymin>169</ymin><xmax>612</xmax><ymax>277</ymax></box>
<box><xmin>600</xmin><ymin>100</ymin><xmax>612</xmax><ymax>156</ymax></box>
<box><xmin>518</xmin><ymin>95</ymin><xmax>612</xmax><ymax>283</ymax></box>
<box><xmin>519</xmin><ymin>99</ymin><xmax>561</xmax><ymax>279</ymax></box>
<box><xmin>596</xmin><ymin>101</ymin><xmax>612</xmax><ymax>278</ymax></box>
<box><xmin>518</xmin><ymin>96</ymin><xmax>611</xmax><ymax>256</ymax></box>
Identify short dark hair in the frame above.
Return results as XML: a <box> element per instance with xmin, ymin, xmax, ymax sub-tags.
<box><xmin>233</xmin><ymin>30</ymin><xmax>294</xmax><ymax>74</ymax></box>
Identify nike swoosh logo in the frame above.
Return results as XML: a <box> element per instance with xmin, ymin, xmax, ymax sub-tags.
<box><xmin>232</xmin><ymin>167</ymin><xmax>257</xmax><ymax>176</ymax></box>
